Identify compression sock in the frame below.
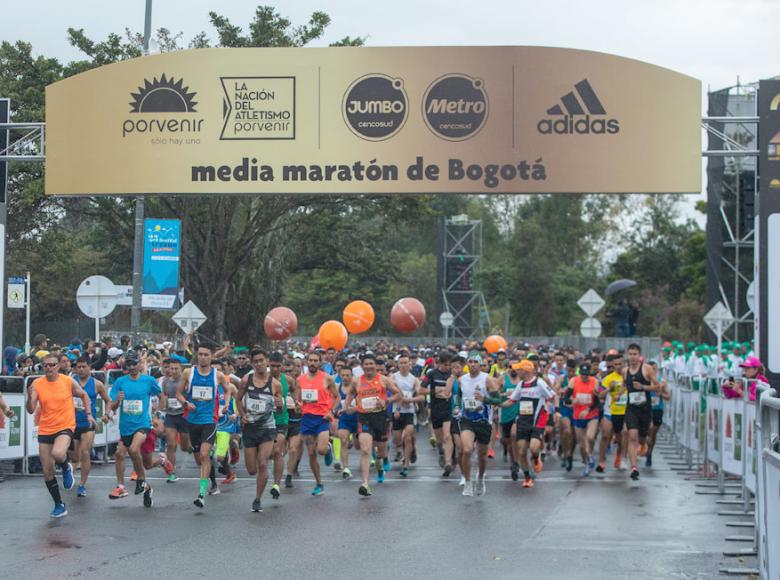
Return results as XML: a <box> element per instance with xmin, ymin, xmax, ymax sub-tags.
<box><xmin>199</xmin><ymin>478</ymin><xmax>208</xmax><ymax>496</ymax></box>
<box><xmin>333</xmin><ymin>437</ymin><xmax>341</xmax><ymax>460</ymax></box>
<box><xmin>46</xmin><ymin>478</ymin><xmax>62</xmax><ymax>504</ymax></box>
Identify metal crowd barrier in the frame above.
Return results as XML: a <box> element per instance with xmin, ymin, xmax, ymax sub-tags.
<box><xmin>756</xmin><ymin>386</ymin><xmax>779</xmax><ymax>580</ymax></box>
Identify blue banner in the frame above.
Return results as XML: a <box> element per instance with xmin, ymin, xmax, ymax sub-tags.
<box><xmin>142</xmin><ymin>219</ymin><xmax>180</xmax><ymax>310</ymax></box>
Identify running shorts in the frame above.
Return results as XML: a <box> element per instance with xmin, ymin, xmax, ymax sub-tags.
<box><xmin>287</xmin><ymin>420</ymin><xmax>301</xmax><ymax>438</ymax></box>
<box><xmin>625</xmin><ymin>405</ymin><xmax>651</xmax><ymax>438</ymax></box>
<box><xmin>73</xmin><ymin>425</ymin><xmax>95</xmax><ymax>440</ymax></box>
<box><xmin>500</xmin><ymin>421</ymin><xmax>515</xmax><ymax>440</ymax></box>
<box><xmin>38</xmin><ymin>429</ymin><xmax>74</xmax><ymax>445</ymax></box>
<box><xmin>338</xmin><ymin>412</ymin><xmax>359</xmax><ymax>434</ymax></box>
<box><xmin>609</xmin><ymin>414</ymin><xmax>625</xmax><ymax>433</ymax></box>
<box><xmin>651</xmin><ymin>409</ymin><xmax>664</xmax><ymax>427</ymax></box>
<box><xmin>459</xmin><ymin>418</ymin><xmax>492</xmax><ymax>445</ymax></box>
<box><xmin>358</xmin><ymin>412</ymin><xmax>388</xmax><ymax>442</ymax></box>
<box><xmin>242</xmin><ymin>422</ymin><xmax>276</xmax><ymax>448</ymax></box>
<box><xmin>301</xmin><ymin>413</ymin><xmax>330</xmax><ymax>437</ymax></box>
<box><xmin>188</xmin><ymin>423</ymin><xmax>217</xmax><ymax>452</ymax></box>
<box><xmin>431</xmin><ymin>407</ymin><xmax>452</xmax><ymax>430</ymax></box>
<box><xmin>392</xmin><ymin>413</ymin><xmax>415</xmax><ymax>431</ymax></box>
<box><xmin>558</xmin><ymin>406</ymin><xmax>573</xmax><ymax>421</ymax></box>
<box><xmin>119</xmin><ymin>427</ymin><xmax>151</xmax><ymax>450</ymax></box>
<box><xmin>516</xmin><ymin>421</ymin><xmax>543</xmax><ymax>442</ymax></box>
<box><xmin>164</xmin><ymin>413</ymin><xmax>188</xmax><ymax>433</ymax></box>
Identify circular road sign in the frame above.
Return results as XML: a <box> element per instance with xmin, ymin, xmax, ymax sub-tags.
<box><xmin>76</xmin><ymin>275</ymin><xmax>117</xmax><ymax>319</ymax></box>
<box><xmin>439</xmin><ymin>311</ymin><xmax>455</xmax><ymax>328</ymax></box>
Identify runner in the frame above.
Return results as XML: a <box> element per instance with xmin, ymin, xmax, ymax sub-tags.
<box><xmin>447</xmin><ymin>354</ymin><xmax>466</xmax><ymax>485</ymax></box>
<box><xmin>458</xmin><ymin>354</ymin><xmax>500</xmax><ymax>496</ymax></box>
<box><xmin>176</xmin><ymin>344</ymin><xmax>231</xmax><ymax>508</ymax></box>
<box><xmin>623</xmin><ymin>343</ymin><xmax>661</xmax><ymax>480</ymax></box>
<box><xmin>26</xmin><ymin>353</ymin><xmax>96</xmax><ymax>517</ymax></box>
<box><xmin>343</xmin><ymin>353</ymin><xmax>402</xmax><ymax>497</ymax></box>
<box><xmin>236</xmin><ymin>349</ymin><xmax>282</xmax><ymax>512</ymax></box>
<box><xmin>554</xmin><ymin>359</ymin><xmax>577</xmax><ymax>472</ymax></box>
<box><xmin>645</xmin><ymin>360</ymin><xmax>670</xmax><ymax>467</ymax></box>
<box><xmin>336</xmin><ymin>365</ymin><xmax>359</xmax><ymax>479</ymax></box>
<box><xmin>571</xmin><ymin>362</ymin><xmax>601</xmax><ymax>477</ymax></box>
<box><xmin>500</xmin><ymin>360</ymin><xmax>554</xmax><ymax>488</ymax></box>
<box><xmin>284</xmin><ymin>357</ymin><xmax>304</xmax><ymax>488</ymax></box>
<box><xmin>391</xmin><ymin>354</ymin><xmax>423</xmax><ymax>478</ymax></box>
<box><xmin>420</xmin><ymin>352</ymin><xmax>454</xmax><ymax>477</ymax></box>
<box><xmin>107</xmin><ymin>351</ymin><xmax>171</xmax><ymax>508</ymax></box>
<box><xmin>71</xmin><ymin>356</ymin><xmax>110</xmax><ymax>497</ymax></box>
<box><xmin>298</xmin><ymin>351</ymin><xmax>340</xmax><ymax>496</ymax></box>
<box><xmin>499</xmin><ymin>356</ymin><xmax>522</xmax><ymax>480</ymax></box>
<box><xmin>214</xmin><ymin>372</ymin><xmax>239</xmax><ymax>487</ymax></box>
<box><xmin>158</xmin><ymin>358</ymin><xmax>190</xmax><ymax>483</ymax></box>
<box><xmin>597</xmin><ymin>353</ymin><xmax>627</xmax><ymax>473</ymax></box>
<box><xmin>269</xmin><ymin>351</ymin><xmax>299</xmax><ymax>498</ymax></box>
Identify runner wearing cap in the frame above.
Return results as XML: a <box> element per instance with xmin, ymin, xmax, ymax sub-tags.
<box><xmin>597</xmin><ymin>353</ymin><xmax>627</xmax><ymax>473</ymax></box>
<box><xmin>571</xmin><ymin>362</ymin><xmax>602</xmax><ymax>477</ymax></box>
<box><xmin>499</xmin><ymin>356</ymin><xmax>522</xmax><ymax>480</ymax></box>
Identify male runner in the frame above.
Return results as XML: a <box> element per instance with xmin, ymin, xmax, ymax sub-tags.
<box><xmin>177</xmin><ymin>344</ymin><xmax>231</xmax><ymax>508</ymax></box>
<box><xmin>391</xmin><ymin>354</ymin><xmax>423</xmax><ymax>478</ymax></box>
<box><xmin>72</xmin><ymin>356</ymin><xmax>110</xmax><ymax>497</ymax></box>
<box><xmin>336</xmin><ymin>365</ymin><xmax>359</xmax><ymax>479</ymax></box>
<box><xmin>646</xmin><ymin>361</ymin><xmax>670</xmax><ymax>467</ymax></box>
<box><xmin>284</xmin><ymin>358</ymin><xmax>304</xmax><ymax>488</ymax></box>
<box><xmin>27</xmin><ymin>353</ymin><xmax>95</xmax><ymax>517</ymax></box>
<box><xmin>214</xmin><ymin>376</ymin><xmax>239</xmax><ymax>487</ymax></box>
<box><xmin>236</xmin><ymin>349</ymin><xmax>282</xmax><ymax>512</ymax></box>
<box><xmin>555</xmin><ymin>359</ymin><xmax>577</xmax><ymax>472</ymax></box>
<box><xmin>499</xmin><ymin>356</ymin><xmax>522</xmax><ymax>480</ymax></box>
<box><xmin>597</xmin><ymin>353</ymin><xmax>627</xmax><ymax>473</ymax></box>
<box><xmin>108</xmin><ymin>352</ymin><xmax>171</xmax><ymax>508</ymax></box>
<box><xmin>158</xmin><ymin>358</ymin><xmax>190</xmax><ymax>482</ymax></box>
<box><xmin>571</xmin><ymin>363</ymin><xmax>601</xmax><ymax>476</ymax></box>
<box><xmin>622</xmin><ymin>343</ymin><xmax>661</xmax><ymax>480</ymax></box>
<box><xmin>269</xmin><ymin>351</ymin><xmax>299</xmax><ymax>496</ymax></box>
<box><xmin>298</xmin><ymin>351</ymin><xmax>339</xmax><ymax>496</ymax></box>
<box><xmin>343</xmin><ymin>353</ymin><xmax>402</xmax><ymax>497</ymax></box>
<box><xmin>446</xmin><ymin>355</ymin><xmax>466</xmax><ymax>485</ymax></box>
<box><xmin>421</xmin><ymin>352</ymin><xmax>454</xmax><ymax>476</ymax></box>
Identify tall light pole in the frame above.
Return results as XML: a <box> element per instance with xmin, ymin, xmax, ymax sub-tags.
<box><xmin>130</xmin><ymin>0</ymin><xmax>152</xmax><ymax>335</ymax></box>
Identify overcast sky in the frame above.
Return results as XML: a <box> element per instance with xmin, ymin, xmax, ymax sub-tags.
<box><xmin>2</xmin><ymin>0</ymin><xmax>776</xmax><ymax>219</ymax></box>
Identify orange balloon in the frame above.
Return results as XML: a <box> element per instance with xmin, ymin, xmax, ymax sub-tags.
<box><xmin>484</xmin><ymin>335</ymin><xmax>507</xmax><ymax>354</ymax></box>
<box><xmin>343</xmin><ymin>300</ymin><xmax>375</xmax><ymax>334</ymax></box>
<box><xmin>318</xmin><ymin>320</ymin><xmax>348</xmax><ymax>351</ymax></box>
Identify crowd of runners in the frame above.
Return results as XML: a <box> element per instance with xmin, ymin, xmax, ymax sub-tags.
<box><xmin>2</xmin><ymin>333</ymin><xmax>766</xmax><ymax>519</ymax></box>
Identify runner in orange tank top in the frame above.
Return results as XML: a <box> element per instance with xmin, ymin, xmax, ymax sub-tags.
<box><xmin>26</xmin><ymin>353</ymin><xmax>95</xmax><ymax>518</ymax></box>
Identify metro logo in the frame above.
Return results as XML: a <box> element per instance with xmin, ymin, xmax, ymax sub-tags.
<box><xmin>537</xmin><ymin>79</ymin><xmax>620</xmax><ymax>135</ymax></box>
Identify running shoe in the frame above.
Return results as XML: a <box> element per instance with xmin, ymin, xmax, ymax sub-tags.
<box><xmin>50</xmin><ymin>503</ymin><xmax>68</xmax><ymax>518</ymax></box>
<box><xmin>462</xmin><ymin>480</ymin><xmax>474</xmax><ymax>497</ymax></box>
<box><xmin>134</xmin><ymin>479</ymin><xmax>145</xmax><ymax>495</ymax></box>
<box><xmin>442</xmin><ymin>464</ymin><xmax>452</xmax><ymax>477</ymax></box>
<box><xmin>533</xmin><ymin>456</ymin><xmax>544</xmax><ymax>474</ymax></box>
<box><xmin>230</xmin><ymin>445</ymin><xmax>240</xmax><ymax>465</ymax></box>
<box><xmin>194</xmin><ymin>494</ymin><xmax>205</xmax><ymax>508</ymax></box>
<box><xmin>270</xmin><ymin>483</ymin><xmax>281</xmax><ymax>499</ymax></box>
<box><xmin>459</xmin><ymin>475</ymin><xmax>466</xmax><ymax>486</ymax></box>
<box><xmin>284</xmin><ymin>474</ymin><xmax>294</xmax><ymax>488</ymax></box>
<box><xmin>333</xmin><ymin>461</ymin><xmax>342</xmax><ymax>471</ymax></box>
<box><xmin>108</xmin><ymin>485</ymin><xmax>128</xmax><ymax>499</ymax></box>
<box><xmin>223</xmin><ymin>472</ymin><xmax>237</xmax><ymax>484</ymax></box>
<box><xmin>394</xmin><ymin>451</ymin><xmax>403</xmax><ymax>462</ymax></box>
<box><xmin>630</xmin><ymin>468</ymin><xmax>640</xmax><ymax>481</ymax></box>
<box><xmin>251</xmin><ymin>498</ymin><xmax>263</xmax><ymax>512</ymax></box>
<box><xmin>208</xmin><ymin>482</ymin><xmax>220</xmax><ymax>496</ymax></box>
<box><xmin>511</xmin><ymin>462</ymin><xmax>520</xmax><ymax>482</ymax></box>
<box><xmin>167</xmin><ymin>473</ymin><xmax>178</xmax><ymax>483</ymax></box>
<box><xmin>614</xmin><ymin>455</ymin><xmax>622</xmax><ymax>469</ymax></box>
<box><xmin>143</xmin><ymin>482</ymin><xmax>153</xmax><ymax>508</ymax></box>
<box><xmin>62</xmin><ymin>463</ymin><xmax>74</xmax><ymax>490</ymax></box>
<box><xmin>130</xmin><ymin>471</ymin><xmax>138</xmax><ymax>481</ymax></box>
<box><xmin>382</xmin><ymin>457</ymin><xmax>390</xmax><ymax>471</ymax></box>
<box><xmin>77</xmin><ymin>484</ymin><xmax>86</xmax><ymax>497</ymax></box>
<box><xmin>581</xmin><ymin>465</ymin><xmax>590</xmax><ymax>477</ymax></box>
<box><xmin>359</xmin><ymin>484</ymin><xmax>373</xmax><ymax>497</ymax></box>
<box><xmin>487</xmin><ymin>448</ymin><xmax>495</xmax><ymax>459</ymax></box>
<box><xmin>645</xmin><ymin>453</ymin><xmax>653</xmax><ymax>467</ymax></box>
<box><xmin>587</xmin><ymin>456</ymin><xmax>596</xmax><ymax>470</ymax></box>
<box><xmin>342</xmin><ymin>467</ymin><xmax>352</xmax><ymax>480</ymax></box>
<box><xmin>566</xmin><ymin>457</ymin><xmax>573</xmax><ymax>472</ymax></box>
<box><xmin>476</xmin><ymin>477</ymin><xmax>486</xmax><ymax>496</ymax></box>
<box><xmin>311</xmin><ymin>484</ymin><xmax>324</xmax><ymax>496</ymax></box>
<box><xmin>522</xmin><ymin>477</ymin><xmax>534</xmax><ymax>488</ymax></box>
<box><xmin>595</xmin><ymin>463</ymin><xmax>605</xmax><ymax>474</ymax></box>
<box><xmin>399</xmin><ymin>467</ymin><xmax>409</xmax><ymax>478</ymax></box>
<box><xmin>324</xmin><ymin>443</ymin><xmax>333</xmax><ymax>466</ymax></box>
<box><xmin>376</xmin><ymin>470</ymin><xmax>385</xmax><ymax>484</ymax></box>
<box><xmin>429</xmin><ymin>436</ymin><xmax>436</xmax><ymax>448</ymax></box>
<box><xmin>158</xmin><ymin>453</ymin><xmax>174</xmax><ymax>476</ymax></box>
<box><xmin>410</xmin><ymin>449</ymin><xmax>417</xmax><ymax>464</ymax></box>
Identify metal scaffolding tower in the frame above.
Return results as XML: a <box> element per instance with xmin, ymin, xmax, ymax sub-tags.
<box><xmin>438</xmin><ymin>215</ymin><xmax>491</xmax><ymax>339</ymax></box>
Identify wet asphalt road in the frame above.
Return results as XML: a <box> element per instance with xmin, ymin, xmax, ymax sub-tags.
<box><xmin>0</xmin><ymin>431</ymin><xmax>750</xmax><ymax>579</ymax></box>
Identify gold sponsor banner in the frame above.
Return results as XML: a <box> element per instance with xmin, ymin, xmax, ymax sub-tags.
<box><xmin>45</xmin><ymin>46</ymin><xmax>701</xmax><ymax>195</ymax></box>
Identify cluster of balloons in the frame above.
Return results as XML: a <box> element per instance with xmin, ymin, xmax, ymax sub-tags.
<box><xmin>262</xmin><ymin>297</ymin><xmax>427</xmax><ymax>351</ymax></box>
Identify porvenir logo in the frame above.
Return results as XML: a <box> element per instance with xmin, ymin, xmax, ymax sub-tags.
<box><xmin>122</xmin><ymin>74</ymin><xmax>203</xmax><ymax>138</ymax></box>
<box><xmin>537</xmin><ymin>79</ymin><xmax>619</xmax><ymax>135</ymax></box>
<box><xmin>423</xmin><ymin>74</ymin><xmax>488</xmax><ymax>141</ymax></box>
<box><xmin>342</xmin><ymin>74</ymin><xmax>408</xmax><ymax>141</ymax></box>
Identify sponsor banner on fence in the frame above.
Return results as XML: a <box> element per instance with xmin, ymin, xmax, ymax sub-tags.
<box><xmin>706</xmin><ymin>394</ymin><xmax>721</xmax><ymax>459</ymax></box>
<box><xmin>720</xmin><ymin>397</ymin><xmax>743</xmax><ymax>475</ymax></box>
<box><xmin>0</xmin><ymin>393</ymin><xmax>24</xmax><ymax>460</ymax></box>
<box><xmin>744</xmin><ymin>401</ymin><xmax>757</xmax><ymax>493</ymax></box>
<box><xmin>45</xmin><ymin>46</ymin><xmax>701</xmax><ymax>196</ymax></box>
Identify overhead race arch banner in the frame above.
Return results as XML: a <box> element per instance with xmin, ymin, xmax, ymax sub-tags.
<box><xmin>45</xmin><ymin>46</ymin><xmax>701</xmax><ymax>196</ymax></box>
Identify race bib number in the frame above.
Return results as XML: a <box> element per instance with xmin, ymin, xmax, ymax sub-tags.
<box><xmin>123</xmin><ymin>400</ymin><xmax>143</xmax><ymax>416</ymax></box>
<box><xmin>73</xmin><ymin>397</ymin><xmax>86</xmax><ymax>411</ymax></box>
<box><xmin>167</xmin><ymin>398</ymin><xmax>182</xmax><ymax>411</ymax></box>
<box><xmin>575</xmin><ymin>393</ymin><xmax>592</xmax><ymax>405</ymax></box>
<box><xmin>361</xmin><ymin>396</ymin><xmax>379</xmax><ymax>411</ymax></box>
<box><xmin>302</xmin><ymin>389</ymin><xmax>318</xmax><ymax>403</ymax></box>
<box><xmin>285</xmin><ymin>395</ymin><xmax>296</xmax><ymax>410</ymax></box>
<box><xmin>629</xmin><ymin>391</ymin><xmax>647</xmax><ymax>405</ymax></box>
<box><xmin>615</xmin><ymin>393</ymin><xmax>628</xmax><ymax>406</ymax></box>
<box><xmin>519</xmin><ymin>400</ymin><xmax>534</xmax><ymax>415</ymax></box>
<box><xmin>247</xmin><ymin>398</ymin><xmax>267</xmax><ymax>414</ymax></box>
<box><xmin>651</xmin><ymin>394</ymin><xmax>660</xmax><ymax>406</ymax></box>
<box><xmin>463</xmin><ymin>398</ymin><xmax>481</xmax><ymax>411</ymax></box>
<box><xmin>192</xmin><ymin>386</ymin><xmax>213</xmax><ymax>401</ymax></box>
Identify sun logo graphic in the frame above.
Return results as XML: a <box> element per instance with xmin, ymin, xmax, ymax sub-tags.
<box><xmin>122</xmin><ymin>74</ymin><xmax>204</xmax><ymax>140</ymax></box>
<box><xmin>129</xmin><ymin>74</ymin><xmax>197</xmax><ymax>113</ymax></box>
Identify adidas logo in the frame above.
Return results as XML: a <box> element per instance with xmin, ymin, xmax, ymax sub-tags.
<box><xmin>537</xmin><ymin>79</ymin><xmax>620</xmax><ymax>135</ymax></box>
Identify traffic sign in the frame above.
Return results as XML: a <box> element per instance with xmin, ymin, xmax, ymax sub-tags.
<box><xmin>7</xmin><ymin>276</ymin><xmax>25</xmax><ymax>309</ymax></box>
<box><xmin>439</xmin><ymin>312</ymin><xmax>454</xmax><ymax>328</ymax></box>
<box><xmin>577</xmin><ymin>289</ymin><xmax>605</xmax><ymax>317</ymax></box>
<box><xmin>76</xmin><ymin>276</ymin><xmax>117</xmax><ymax>319</ymax></box>
<box><xmin>172</xmin><ymin>300</ymin><xmax>207</xmax><ymax>334</ymax></box>
<box><xmin>704</xmin><ymin>301</ymin><xmax>735</xmax><ymax>336</ymax></box>
<box><xmin>580</xmin><ymin>317</ymin><xmax>602</xmax><ymax>338</ymax></box>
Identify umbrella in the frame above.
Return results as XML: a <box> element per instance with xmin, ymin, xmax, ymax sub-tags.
<box><xmin>605</xmin><ymin>279</ymin><xmax>637</xmax><ymax>296</ymax></box>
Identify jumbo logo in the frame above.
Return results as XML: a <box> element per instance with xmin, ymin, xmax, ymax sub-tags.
<box><xmin>122</xmin><ymin>74</ymin><xmax>204</xmax><ymax>139</ymax></box>
<box><xmin>342</xmin><ymin>74</ymin><xmax>408</xmax><ymax>141</ymax></box>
